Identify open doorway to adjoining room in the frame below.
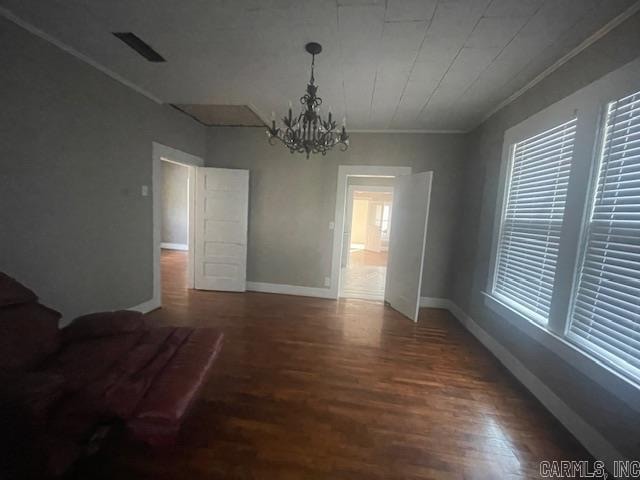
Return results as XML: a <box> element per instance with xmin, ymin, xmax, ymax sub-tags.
<box><xmin>151</xmin><ymin>142</ymin><xmax>204</xmax><ymax>309</ymax></box>
<box><xmin>161</xmin><ymin>159</ymin><xmax>190</xmax><ymax>253</ymax></box>
<box><xmin>340</xmin><ymin>179</ymin><xmax>393</xmax><ymax>301</ymax></box>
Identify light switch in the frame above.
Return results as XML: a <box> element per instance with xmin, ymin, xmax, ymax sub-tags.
<box><xmin>141</xmin><ymin>185</ymin><xmax>149</xmax><ymax>197</ymax></box>
<box><xmin>329</xmin><ymin>221</ymin><xmax>335</xmax><ymax>230</ymax></box>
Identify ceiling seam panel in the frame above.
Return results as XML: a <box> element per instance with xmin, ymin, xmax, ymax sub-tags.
<box><xmin>477</xmin><ymin>2</ymin><xmax>591</xmax><ymax>125</ymax></box>
<box><xmin>448</xmin><ymin>1</ymin><xmax>546</xmax><ymax>116</ymax></box>
<box><xmin>416</xmin><ymin>0</ymin><xmax>494</xmax><ymax>120</ymax></box>
<box><xmin>388</xmin><ymin>0</ymin><xmax>440</xmax><ymax>128</ymax></box>
<box><xmin>367</xmin><ymin>1</ymin><xmax>390</xmax><ymax>122</ymax></box>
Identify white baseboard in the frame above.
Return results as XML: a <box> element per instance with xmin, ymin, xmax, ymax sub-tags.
<box><xmin>444</xmin><ymin>301</ymin><xmax>625</xmax><ymax>471</ymax></box>
<box><xmin>419</xmin><ymin>296</ymin><xmax>453</xmax><ymax>309</ymax></box>
<box><xmin>247</xmin><ymin>281</ymin><xmax>334</xmax><ymax>299</ymax></box>
<box><xmin>128</xmin><ymin>297</ymin><xmax>161</xmax><ymax>314</ymax></box>
<box><xmin>161</xmin><ymin>242</ymin><xmax>188</xmax><ymax>251</ymax></box>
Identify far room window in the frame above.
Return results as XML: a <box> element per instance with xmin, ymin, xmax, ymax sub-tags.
<box><xmin>568</xmin><ymin>89</ymin><xmax>640</xmax><ymax>381</ymax></box>
<box><xmin>379</xmin><ymin>203</ymin><xmax>392</xmax><ymax>239</ymax></box>
<box><xmin>492</xmin><ymin>118</ymin><xmax>577</xmax><ymax>324</ymax></box>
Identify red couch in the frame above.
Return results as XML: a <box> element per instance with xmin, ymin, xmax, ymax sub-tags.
<box><xmin>0</xmin><ymin>272</ymin><xmax>223</xmax><ymax>478</ymax></box>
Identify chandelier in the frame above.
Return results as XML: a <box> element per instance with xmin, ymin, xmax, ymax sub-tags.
<box><xmin>266</xmin><ymin>42</ymin><xmax>349</xmax><ymax>159</ymax></box>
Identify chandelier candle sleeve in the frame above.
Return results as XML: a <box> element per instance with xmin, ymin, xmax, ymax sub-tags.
<box><xmin>266</xmin><ymin>42</ymin><xmax>349</xmax><ymax>159</ymax></box>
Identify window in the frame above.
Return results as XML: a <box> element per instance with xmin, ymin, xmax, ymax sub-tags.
<box><xmin>568</xmin><ymin>90</ymin><xmax>640</xmax><ymax>380</ymax></box>
<box><xmin>493</xmin><ymin>118</ymin><xmax>577</xmax><ymax>323</ymax></box>
<box><xmin>374</xmin><ymin>202</ymin><xmax>392</xmax><ymax>239</ymax></box>
<box><xmin>486</xmin><ymin>66</ymin><xmax>640</xmax><ymax>396</ymax></box>
<box><xmin>381</xmin><ymin>204</ymin><xmax>391</xmax><ymax>239</ymax></box>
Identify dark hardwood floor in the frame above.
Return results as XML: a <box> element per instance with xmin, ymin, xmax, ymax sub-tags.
<box><xmin>73</xmin><ymin>250</ymin><xmax>591</xmax><ymax>479</ymax></box>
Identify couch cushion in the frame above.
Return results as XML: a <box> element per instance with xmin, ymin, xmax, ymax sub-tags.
<box><xmin>62</xmin><ymin>310</ymin><xmax>146</xmax><ymax>344</ymax></box>
<box><xmin>128</xmin><ymin>328</ymin><xmax>224</xmax><ymax>445</ymax></box>
<box><xmin>99</xmin><ymin>327</ymin><xmax>191</xmax><ymax>418</ymax></box>
<box><xmin>0</xmin><ymin>303</ymin><xmax>61</xmax><ymax>371</ymax></box>
<box><xmin>0</xmin><ymin>272</ymin><xmax>37</xmax><ymax>307</ymax></box>
<box><xmin>44</xmin><ymin>331</ymin><xmax>144</xmax><ymax>392</ymax></box>
<box><xmin>50</xmin><ymin>327</ymin><xmax>191</xmax><ymax>434</ymax></box>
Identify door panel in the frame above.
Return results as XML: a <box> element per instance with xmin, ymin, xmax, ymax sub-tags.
<box><xmin>384</xmin><ymin>172</ymin><xmax>433</xmax><ymax>322</ymax></box>
<box><xmin>194</xmin><ymin>167</ymin><xmax>249</xmax><ymax>291</ymax></box>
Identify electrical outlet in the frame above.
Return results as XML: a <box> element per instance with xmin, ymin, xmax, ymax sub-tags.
<box><xmin>324</xmin><ymin>276</ymin><xmax>331</xmax><ymax>287</ymax></box>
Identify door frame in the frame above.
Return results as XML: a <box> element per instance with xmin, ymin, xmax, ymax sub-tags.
<box><xmin>152</xmin><ymin>142</ymin><xmax>204</xmax><ymax>309</ymax></box>
<box><xmin>329</xmin><ymin>165</ymin><xmax>411</xmax><ymax>299</ymax></box>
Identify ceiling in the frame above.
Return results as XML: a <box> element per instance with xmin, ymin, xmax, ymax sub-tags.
<box><xmin>1</xmin><ymin>0</ymin><xmax>637</xmax><ymax>131</ymax></box>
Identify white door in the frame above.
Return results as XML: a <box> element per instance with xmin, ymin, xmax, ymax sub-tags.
<box><xmin>194</xmin><ymin>167</ymin><xmax>249</xmax><ymax>291</ymax></box>
<box><xmin>384</xmin><ymin>172</ymin><xmax>433</xmax><ymax>322</ymax></box>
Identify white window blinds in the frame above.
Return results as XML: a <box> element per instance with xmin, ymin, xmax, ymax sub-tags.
<box><xmin>494</xmin><ymin>118</ymin><xmax>577</xmax><ymax>323</ymax></box>
<box><xmin>569</xmin><ymin>90</ymin><xmax>640</xmax><ymax>377</ymax></box>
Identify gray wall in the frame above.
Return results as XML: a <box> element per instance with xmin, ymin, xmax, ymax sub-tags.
<box><xmin>161</xmin><ymin>161</ymin><xmax>189</xmax><ymax>246</ymax></box>
<box><xmin>0</xmin><ymin>18</ymin><xmax>206</xmax><ymax>322</ymax></box>
<box><xmin>450</xmin><ymin>12</ymin><xmax>640</xmax><ymax>458</ymax></box>
<box><xmin>205</xmin><ymin>129</ymin><xmax>465</xmax><ymax>297</ymax></box>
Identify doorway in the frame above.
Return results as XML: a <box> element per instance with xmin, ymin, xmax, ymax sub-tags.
<box><xmin>161</xmin><ymin>159</ymin><xmax>190</xmax><ymax>252</ymax></box>
<box><xmin>151</xmin><ymin>142</ymin><xmax>204</xmax><ymax>310</ymax></box>
<box><xmin>341</xmin><ymin>183</ymin><xmax>393</xmax><ymax>300</ymax></box>
<box><xmin>329</xmin><ymin>165</ymin><xmax>412</xmax><ymax>302</ymax></box>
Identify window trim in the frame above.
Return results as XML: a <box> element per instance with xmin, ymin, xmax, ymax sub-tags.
<box><xmin>487</xmin><ymin>110</ymin><xmax>579</xmax><ymax>328</ymax></box>
<box><xmin>489</xmin><ymin>118</ymin><xmax>578</xmax><ymax>326</ymax></box>
<box><xmin>484</xmin><ymin>56</ymin><xmax>640</xmax><ymax>406</ymax></box>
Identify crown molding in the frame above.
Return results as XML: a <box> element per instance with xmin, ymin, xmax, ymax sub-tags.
<box><xmin>0</xmin><ymin>6</ymin><xmax>163</xmax><ymax>104</ymax></box>
<box><xmin>480</xmin><ymin>1</ymin><xmax>640</xmax><ymax>125</ymax></box>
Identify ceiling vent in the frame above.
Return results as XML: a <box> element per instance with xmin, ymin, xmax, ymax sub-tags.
<box><xmin>112</xmin><ymin>32</ymin><xmax>166</xmax><ymax>62</ymax></box>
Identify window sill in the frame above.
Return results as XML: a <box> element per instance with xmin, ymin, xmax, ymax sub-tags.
<box><xmin>482</xmin><ymin>292</ymin><xmax>640</xmax><ymax>409</ymax></box>
<box><xmin>484</xmin><ymin>292</ymin><xmax>555</xmax><ymax>341</ymax></box>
